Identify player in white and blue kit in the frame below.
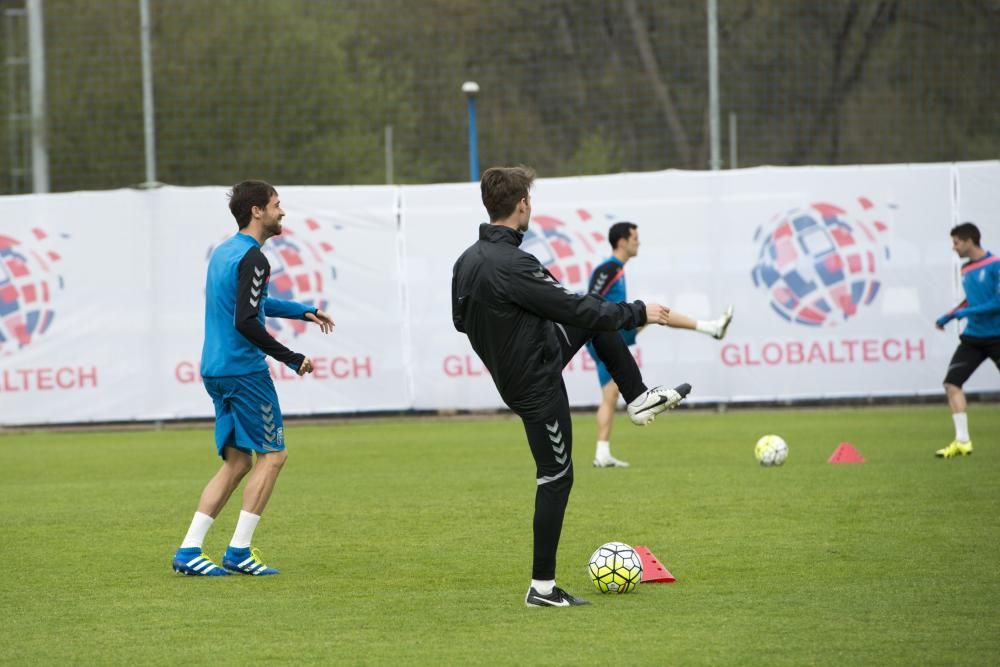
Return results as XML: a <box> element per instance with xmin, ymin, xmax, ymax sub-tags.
<box><xmin>934</xmin><ymin>222</ymin><xmax>1000</xmax><ymax>459</ymax></box>
<box><xmin>172</xmin><ymin>180</ymin><xmax>334</xmax><ymax>576</ymax></box>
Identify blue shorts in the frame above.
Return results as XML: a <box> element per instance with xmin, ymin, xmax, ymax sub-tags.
<box><xmin>585</xmin><ymin>342</ymin><xmax>615</xmax><ymax>388</ymax></box>
<box><xmin>203</xmin><ymin>371</ymin><xmax>285</xmax><ymax>458</ymax></box>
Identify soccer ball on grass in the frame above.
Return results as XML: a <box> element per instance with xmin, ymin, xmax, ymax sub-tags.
<box><xmin>587</xmin><ymin>542</ymin><xmax>643</xmax><ymax>594</ymax></box>
<box><xmin>754</xmin><ymin>434</ymin><xmax>789</xmax><ymax>467</ymax></box>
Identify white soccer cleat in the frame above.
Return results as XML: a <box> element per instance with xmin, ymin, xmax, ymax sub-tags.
<box><xmin>626</xmin><ymin>383</ymin><xmax>691</xmax><ymax>426</ymax></box>
<box><xmin>593</xmin><ymin>453</ymin><xmax>630</xmax><ymax>468</ymax></box>
<box><xmin>713</xmin><ymin>305</ymin><xmax>734</xmax><ymax>340</ymax></box>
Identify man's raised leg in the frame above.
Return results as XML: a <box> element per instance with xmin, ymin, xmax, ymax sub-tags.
<box><xmin>561</xmin><ymin>325</ymin><xmax>690</xmax><ymax>426</ymax></box>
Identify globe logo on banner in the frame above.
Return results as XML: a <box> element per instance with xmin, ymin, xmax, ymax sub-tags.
<box><xmin>0</xmin><ymin>228</ymin><xmax>66</xmax><ymax>356</ymax></box>
<box><xmin>751</xmin><ymin>198</ymin><xmax>891</xmax><ymax>327</ymax></box>
<box><xmin>207</xmin><ymin>218</ymin><xmax>336</xmax><ymax>343</ymax></box>
<box><xmin>521</xmin><ymin>209</ymin><xmax>610</xmax><ymax>293</ymax></box>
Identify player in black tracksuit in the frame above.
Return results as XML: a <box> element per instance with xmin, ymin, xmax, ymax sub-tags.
<box><xmin>452</xmin><ymin>166</ymin><xmax>690</xmax><ymax>607</ymax></box>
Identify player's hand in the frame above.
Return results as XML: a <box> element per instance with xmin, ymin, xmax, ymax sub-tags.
<box><xmin>645</xmin><ymin>303</ymin><xmax>671</xmax><ymax>326</ymax></box>
<box><xmin>935</xmin><ymin>313</ymin><xmax>953</xmax><ymax>330</ymax></box>
<box><xmin>306</xmin><ymin>309</ymin><xmax>335</xmax><ymax>333</ymax></box>
<box><xmin>297</xmin><ymin>357</ymin><xmax>314</xmax><ymax>376</ymax></box>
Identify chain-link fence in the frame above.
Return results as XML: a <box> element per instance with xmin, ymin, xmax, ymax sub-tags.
<box><xmin>1</xmin><ymin>0</ymin><xmax>998</xmax><ymax>195</ymax></box>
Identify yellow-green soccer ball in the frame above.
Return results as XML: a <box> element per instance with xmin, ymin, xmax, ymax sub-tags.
<box><xmin>587</xmin><ymin>542</ymin><xmax>643</xmax><ymax>594</ymax></box>
<box><xmin>755</xmin><ymin>434</ymin><xmax>789</xmax><ymax>467</ymax></box>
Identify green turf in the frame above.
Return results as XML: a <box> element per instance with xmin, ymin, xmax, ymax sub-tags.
<box><xmin>1</xmin><ymin>405</ymin><xmax>998</xmax><ymax>665</ymax></box>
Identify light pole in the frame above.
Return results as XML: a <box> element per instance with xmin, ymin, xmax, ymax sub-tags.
<box><xmin>462</xmin><ymin>81</ymin><xmax>480</xmax><ymax>182</ymax></box>
<box><xmin>707</xmin><ymin>0</ymin><xmax>721</xmax><ymax>170</ymax></box>
<box><xmin>139</xmin><ymin>0</ymin><xmax>158</xmax><ymax>187</ymax></box>
<box><xmin>27</xmin><ymin>0</ymin><xmax>49</xmax><ymax>192</ymax></box>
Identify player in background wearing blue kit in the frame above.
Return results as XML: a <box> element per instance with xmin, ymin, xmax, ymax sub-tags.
<box><xmin>587</xmin><ymin>222</ymin><xmax>733</xmax><ymax>468</ymax></box>
<box><xmin>934</xmin><ymin>222</ymin><xmax>1000</xmax><ymax>459</ymax></box>
<box><xmin>172</xmin><ymin>180</ymin><xmax>335</xmax><ymax>576</ymax></box>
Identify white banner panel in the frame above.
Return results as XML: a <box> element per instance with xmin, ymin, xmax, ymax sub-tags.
<box><xmin>0</xmin><ymin>185</ymin><xmax>405</xmax><ymax>426</ymax></box>
<box><xmin>952</xmin><ymin>161</ymin><xmax>1000</xmax><ymax>394</ymax></box>
<box><xmin>0</xmin><ymin>190</ymin><xmax>157</xmax><ymax>424</ymax></box>
<box><xmin>400</xmin><ymin>182</ymin><xmax>504</xmax><ymax>411</ymax></box>
<box><xmin>610</xmin><ymin>164</ymin><xmax>956</xmax><ymax>403</ymax></box>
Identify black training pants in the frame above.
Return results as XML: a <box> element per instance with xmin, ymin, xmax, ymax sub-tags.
<box><xmin>521</xmin><ymin>324</ymin><xmax>646</xmax><ymax>579</ymax></box>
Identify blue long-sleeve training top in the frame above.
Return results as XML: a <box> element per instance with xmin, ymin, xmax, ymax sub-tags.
<box><xmin>949</xmin><ymin>251</ymin><xmax>1000</xmax><ymax>338</ymax></box>
<box><xmin>200</xmin><ymin>233</ymin><xmax>316</xmax><ymax>377</ymax></box>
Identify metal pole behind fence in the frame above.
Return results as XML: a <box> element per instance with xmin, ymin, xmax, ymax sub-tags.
<box><xmin>4</xmin><ymin>6</ymin><xmax>29</xmax><ymax>193</ymax></box>
<box><xmin>27</xmin><ymin>0</ymin><xmax>48</xmax><ymax>192</ymax></box>
<box><xmin>385</xmin><ymin>124</ymin><xmax>394</xmax><ymax>184</ymax></box>
<box><xmin>139</xmin><ymin>0</ymin><xmax>158</xmax><ymax>187</ymax></box>
<box><xmin>707</xmin><ymin>0</ymin><xmax>721</xmax><ymax>171</ymax></box>
<box><xmin>729</xmin><ymin>111</ymin><xmax>738</xmax><ymax>169</ymax></box>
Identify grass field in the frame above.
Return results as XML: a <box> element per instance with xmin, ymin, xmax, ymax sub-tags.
<box><xmin>2</xmin><ymin>405</ymin><xmax>998</xmax><ymax>665</ymax></box>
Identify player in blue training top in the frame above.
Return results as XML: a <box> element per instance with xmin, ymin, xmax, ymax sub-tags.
<box><xmin>934</xmin><ymin>222</ymin><xmax>1000</xmax><ymax>459</ymax></box>
<box><xmin>586</xmin><ymin>222</ymin><xmax>734</xmax><ymax>468</ymax></box>
<box><xmin>172</xmin><ymin>180</ymin><xmax>334</xmax><ymax>576</ymax></box>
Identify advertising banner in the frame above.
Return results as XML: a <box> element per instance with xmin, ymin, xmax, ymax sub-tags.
<box><xmin>0</xmin><ymin>190</ymin><xmax>157</xmax><ymax>423</ymax></box>
<box><xmin>1</xmin><ymin>163</ymin><xmax>996</xmax><ymax>425</ymax></box>
<box><xmin>1</xmin><ymin>186</ymin><xmax>405</xmax><ymax>425</ymax></box>
<box><xmin>404</xmin><ymin>164</ymin><xmax>998</xmax><ymax>409</ymax></box>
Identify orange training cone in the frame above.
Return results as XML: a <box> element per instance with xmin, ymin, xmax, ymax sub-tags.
<box><xmin>828</xmin><ymin>442</ymin><xmax>865</xmax><ymax>464</ymax></box>
<box><xmin>633</xmin><ymin>545</ymin><xmax>676</xmax><ymax>583</ymax></box>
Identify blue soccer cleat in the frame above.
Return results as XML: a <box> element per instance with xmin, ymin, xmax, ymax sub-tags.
<box><xmin>172</xmin><ymin>548</ymin><xmax>230</xmax><ymax>576</ymax></box>
<box><xmin>223</xmin><ymin>546</ymin><xmax>280</xmax><ymax>576</ymax></box>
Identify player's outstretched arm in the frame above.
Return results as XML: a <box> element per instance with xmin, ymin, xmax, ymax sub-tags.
<box><xmin>305</xmin><ymin>309</ymin><xmax>335</xmax><ymax>333</ymax></box>
<box><xmin>508</xmin><ymin>255</ymin><xmax>646</xmax><ymax>332</ymax></box>
<box><xmin>936</xmin><ymin>299</ymin><xmax>968</xmax><ymax>330</ymax></box>
<box><xmin>264</xmin><ymin>297</ymin><xmax>320</xmax><ymax>320</ymax></box>
<box><xmin>952</xmin><ymin>293</ymin><xmax>1000</xmax><ymax>319</ymax></box>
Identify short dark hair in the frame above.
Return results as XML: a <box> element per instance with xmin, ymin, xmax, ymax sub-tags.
<box><xmin>950</xmin><ymin>221</ymin><xmax>981</xmax><ymax>246</ymax></box>
<box><xmin>480</xmin><ymin>166</ymin><xmax>536</xmax><ymax>222</ymax></box>
<box><xmin>608</xmin><ymin>221</ymin><xmax>638</xmax><ymax>250</ymax></box>
<box><xmin>228</xmin><ymin>180</ymin><xmax>277</xmax><ymax>229</ymax></box>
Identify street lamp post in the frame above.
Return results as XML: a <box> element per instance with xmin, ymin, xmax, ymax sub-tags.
<box><xmin>462</xmin><ymin>81</ymin><xmax>480</xmax><ymax>182</ymax></box>
<box><xmin>707</xmin><ymin>0</ymin><xmax>721</xmax><ymax>170</ymax></box>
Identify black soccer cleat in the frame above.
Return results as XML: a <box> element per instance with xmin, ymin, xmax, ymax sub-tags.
<box><xmin>525</xmin><ymin>586</ymin><xmax>591</xmax><ymax>607</ymax></box>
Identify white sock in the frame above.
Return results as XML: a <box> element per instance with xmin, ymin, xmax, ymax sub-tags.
<box><xmin>596</xmin><ymin>440</ymin><xmax>611</xmax><ymax>459</ymax></box>
<box><xmin>694</xmin><ymin>319</ymin><xmax>718</xmax><ymax>337</ymax></box>
<box><xmin>953</xmin><ymin>413</ymin><xmax>970</xmax><ymax>443</ymax></box>
<box><xmin>180</xmin><ymin>511</ymin><xmax>214</xmax><ymax>550</ymax></box>
<box><xmin>230</xmin><ymin>510</ymin><xmax>261</xmax><ymax>549</ymax></box>
<box><xmin>531</xmin><ymin>579</ymin><xmax>555</xmax><ymax>595</ymax></box>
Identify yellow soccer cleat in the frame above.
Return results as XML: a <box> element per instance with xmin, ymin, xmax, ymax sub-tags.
<box><xmin>935</xmin><ymin>440</ymin><xmax>973</xmax><ymax>459</ymax></box>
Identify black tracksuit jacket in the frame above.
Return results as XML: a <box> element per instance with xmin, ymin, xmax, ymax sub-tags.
<box><xmin>451</xmin><ymin>223</ymin><xmax>647</xmax><ymax>421</ymax></box>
